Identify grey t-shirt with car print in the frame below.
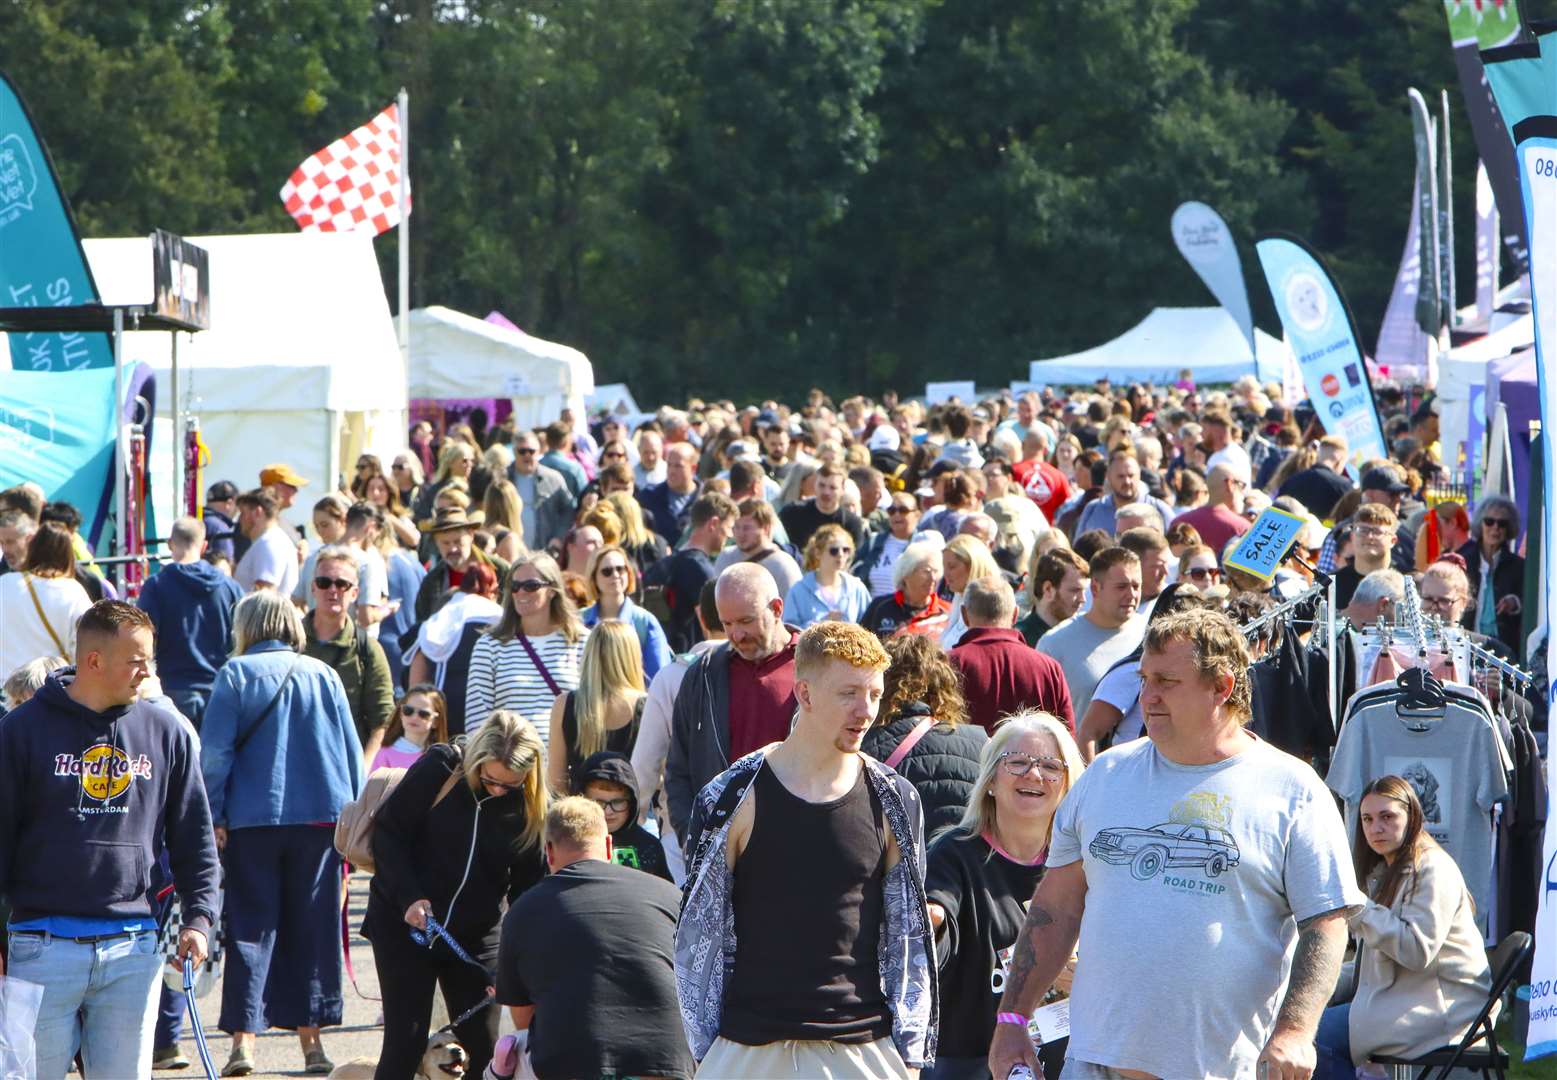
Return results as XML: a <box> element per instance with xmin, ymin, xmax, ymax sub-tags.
<box><xmin>1049</xmin><ymin>735</ymin><xmax>1362</xmax><ymax>1080</ymax></box>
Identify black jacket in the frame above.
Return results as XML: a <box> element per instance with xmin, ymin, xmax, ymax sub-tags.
<box><xmin>1277</xmin><ymin>464</ymin><xmax>1353</xmax><ymax>520</ymax></box>
<box><xmin>576</xmin><ymin>751</ymin><xmax>672</xmax><ymax>881</ymax></box>
<box><xmin>638</xmin><ymin>480</ymin><xmax>701</xmax><ymax>545</ymax></box>
<box><xmin>1457</xmin><ymin>540</ymin><xmax>1526</xmax><ymax>654</ymax></box>
<box><xmin>861</xmin><ymin>703</ymin><xmax>989</xmax><ymax>840</ymax></box>
<box><xmin>365</xmin><ymin>742</ymin><xmax>546</xmax><ymax>955</ymax></box>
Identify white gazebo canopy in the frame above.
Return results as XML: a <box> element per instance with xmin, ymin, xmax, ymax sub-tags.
<box><xmin>1029</xmin><ymin>307</ymin><xmax>1290</xmax><ymax>387</ymax></box>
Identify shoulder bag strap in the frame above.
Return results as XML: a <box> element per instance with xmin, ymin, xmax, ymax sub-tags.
<box><xmin>430</xmin><ymin>767</ymin><xmax>464</xmax><ymax>810</ymax></box>
<box><xmin>883</xmin><ymin>716</ymin><xmax>937</xmax><ymax>771</ymax></box>
<box><xmin>516</xmin><ymin>633</ymin><xmax>563</xmax><ymax>697</ymax></box>
<box><xmin>23</xmin><ymin>574</ymin><xmax>68</xmax><ymax>656</ymax></box>
<box><xmin>234</xmin><ymin>654</ymin><xmax>304</xmax><ymax>756</ymax></box>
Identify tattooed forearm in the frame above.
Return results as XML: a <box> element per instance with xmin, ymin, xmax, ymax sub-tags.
<box><xmin>1274</xmin><ymin>912</ymin><xmax>1347</xmax><ymax>1032</ymax></box>
<box><xmin>997</xmin><ymin>903</ymin><xmax>1074</xmax><ymax>1016</ymax></box>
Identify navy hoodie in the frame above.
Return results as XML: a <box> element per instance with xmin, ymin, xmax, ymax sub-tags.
<box><xmin>0</xmin><ymin>671</ymin><xmax>220</xmax><ymax>931</ymax></box>
<box><xmin>135</xmin><ymin>560</ymin><xmax>244</xmax><ymax>693</ymax></box>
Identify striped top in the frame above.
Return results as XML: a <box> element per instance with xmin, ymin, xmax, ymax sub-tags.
<box><xmin>464</xmin><ymin>630</ymin><xmax>587</xmax><ymax>745</ymax></box>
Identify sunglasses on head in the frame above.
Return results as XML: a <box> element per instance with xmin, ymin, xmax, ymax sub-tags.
<box><xmin>400</xmin><ymin>703</ymin><xmax>434</xmax><ymax>719</ymax></box>
<box><xmin>314</xmin><ymin>576</ymin><xmax>356</xmax><ymax>592</ymax></box>
<box><xmin>511</xmin><ymin>578</ymin><xmax>549</xmax><ymax>593</ymax></box>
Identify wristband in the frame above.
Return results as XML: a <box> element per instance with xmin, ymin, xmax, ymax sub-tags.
<box><xmin>996</xmin><ymin>1012</ymin><xmax>1028</xmax><ymax>1027</ymax></box>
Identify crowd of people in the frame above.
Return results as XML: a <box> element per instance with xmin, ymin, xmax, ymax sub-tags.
<box><xmin>0</xmin><ymin>372</ymin><xmax>1536</xmax><ymax>1079</ymax></box>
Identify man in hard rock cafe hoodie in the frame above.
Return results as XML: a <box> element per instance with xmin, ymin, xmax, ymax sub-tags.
<box><xmin>0</xmin><ymin>600</ymin><xmax>220</xmax><ymax>1080</ymax></box>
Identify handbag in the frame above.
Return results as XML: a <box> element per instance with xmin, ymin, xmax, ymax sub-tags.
<box><xmin>883</xmin><ymin>716</ymin><xmax>936</xmax><ymax>771</ymax></box>
<box><xmin>22</xmin><ymin>573</ymin><xmax>68</xmax><ymax>656</ymax></box>
<box><xmin>515</xmin><ymin>633</ymin><xmax>562</xmax><ymax>696</ymax></box>
<box><xmin>334</xmin><ymin>762</ymin><xmax>463</xmax><ymax>873</ymax></box>
<box><xmin>233</xmin><ymin>654</ymin><xmax>304</xmax><ymax>757</ymax></box>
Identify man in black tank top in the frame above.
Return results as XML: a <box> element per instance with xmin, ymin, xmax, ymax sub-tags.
<box><xmin>694</xmin><ymin>622</ymin><xmax>916</xmax><ymax>1079</ymax></box>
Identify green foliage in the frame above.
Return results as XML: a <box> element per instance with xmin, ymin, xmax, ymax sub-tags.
<box><xmin>0</xmin><ymin>0</ymin><xmax>1492</xmax><ymax>402</ymax></box>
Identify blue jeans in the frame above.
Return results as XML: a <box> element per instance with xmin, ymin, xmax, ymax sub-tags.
<box><xmin>1314</xmin><ymin>1003</ymin><xmax>1353</xmax><ymax>1080</ymax></box>
<box><xmin>6</xmin><ymin>929</ymin><xmax>162</xmax><ymax>1079</ymax></box>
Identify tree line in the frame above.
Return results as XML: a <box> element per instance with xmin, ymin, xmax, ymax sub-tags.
<box><xmin>2</xmin><ymin>0</ymin><xmax>1482</xmax><ymax>402</ymax></box>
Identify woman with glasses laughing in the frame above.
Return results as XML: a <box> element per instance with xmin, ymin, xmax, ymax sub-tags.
<box><xmin>1456</xmin><ymin>494</ymin><xmax>1526</xmax><ymax>651</ymax></box>
<box><xmin>922</xmin><ymin>712</ymin><xmax>1084</xmax><ymax>1079</ymax></box>
<box><xmin>365</xmin><ymin>710</ymin><xmax>549</xmax><ymax>1080</ymax></box>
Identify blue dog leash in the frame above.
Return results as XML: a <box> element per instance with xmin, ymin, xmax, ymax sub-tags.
<box><xmin>182</xmin><ymin>957</ymin><xmax>219</xmax><ymax>1080</ymax></box>
<box><xmin>409</xmin><ymin>916</ymin><xmax>497</xmax><ymax>1033</ymax></box>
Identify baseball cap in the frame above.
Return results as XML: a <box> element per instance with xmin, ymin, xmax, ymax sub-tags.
<box><xmin>867</xmin><ymin>425</ymin><xmax>901</xmax><ymax>452</ymax></box>
<box><xmin>1360</xmin><ymin>465</ymin><xmax>1409</xmax><ymax>494</ymax></box>
<box><xmin>259</xmin><ymin>463</ymin><xmax>309</xmax><ymax>488</ymax></box>
<box><xmin>726</xmin><ymin>440</ymin><xmax>757</xmax><ymax>460</ymax></box>
<box><xmin>206</xmin><ymin>480</ymin><xmax>239</xmax><ymax>502</ymax></box>
<box><xmin>756</xmin><ymin>409</ymin><xmax>781</xmax><ymax>431</ymax></box>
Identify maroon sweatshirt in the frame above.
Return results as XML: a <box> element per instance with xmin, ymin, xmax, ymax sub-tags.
<box><xmin>948</xmin><ymin>626</ymin><xmax>1074</xmax><ymax>734</ymax></box>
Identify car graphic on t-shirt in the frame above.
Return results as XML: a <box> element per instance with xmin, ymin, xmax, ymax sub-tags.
<box><xmin>1089</xmin><ymin>822</ymin><xmax>1241</xmax><ymax>881</ymax></box>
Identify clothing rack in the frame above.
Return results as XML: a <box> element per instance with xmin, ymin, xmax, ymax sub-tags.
<box><xmin>1239</xmin><ymin>577</ymin><xmax>1338</xmax><ymax>731</ymax></box>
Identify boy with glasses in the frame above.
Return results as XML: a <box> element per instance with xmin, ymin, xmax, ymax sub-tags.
<box><xmin>1333</xmin><ymin>503</ymin><xmax>1396</xmax><ymax>609</ymax></box>
<box><xmin>574</xmin><ymin>751</ymin><xmax>672</xmax><ymax>881</ymax></box>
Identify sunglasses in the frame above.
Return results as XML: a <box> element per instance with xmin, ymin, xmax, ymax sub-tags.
<box><xmin>1185</xmin><ymin>566</ymin><xmax>1219</xmax><ymax>581</ymax></box>
<box><xmin>314</xmin><ymin>576</ymin><xmax>357</xmax><ymax>592</ymax></box>
<box><xmin>515</xmin><ymin>447</ymin><xmax>538</xmax><ymax>456</ymax></box>
<box><xmin>511</xmin><ymin>579</ymin><xmax>549</xmax><ymax>594</ymax></box>
<box><xmin>996</xmin><ymin>752</ymin><xmax>1066</xmax><ymax>781</ymax></box>
<box><xmin>479</xmin><ymin>771</ymin><xmax>523</xmax><ymax>794</ymax></box>
<box><xmin>1484</xmin><ymin>518</ymin><xmax>1512</xmax><ymax>530</ymax></box>
<box><xmin>597</xmin><ymin>564</ymin><xmax>630</xmax><ymax>578</ymax></box>
<box><xmin>590</xmin><ymin>796</ymin><xmax>630</xmax><ymax>815</ymax></box>
<box><xmin>828</xmin><ymin>546</ymin><xmax>854</xmax><ymax>558</ymax></box>
<box><xmin>888</xmin><ymin>505</ymin><xmax>915</xmax><ymax>515</ymax></box>
<box><xmin>400</xmin><ymin>704</ymin><xmax>434</xmax><ymax>720</ymax></box>
<box><xmin>392</xmin><ymin>462</ymin><xmax>409</xmax><ymax>471</ymax></box>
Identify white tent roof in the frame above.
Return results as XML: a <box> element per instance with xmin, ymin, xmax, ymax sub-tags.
<box><xmin>83</xmin><ymin>232</ymin><xmax>404</xmax><ymax>413</ymax></box>
<box><xmin>406</xmin><ymin>305</ymin><xmax>593</xmax><ymax>402</ymax></box>
<box><xmin>1029</xmin><ymin>307</ymin><xmax>1289</xmax><ymax>387</ymax></box>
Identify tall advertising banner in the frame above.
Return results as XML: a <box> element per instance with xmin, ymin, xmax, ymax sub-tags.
<box><xmin>1171</xmin><ymin>201</ymin><xmax>1256</xmax><ymax>359</ymax></box>
<box><xmin>1254</xmin><ymin>236</ymin><xmax>1389</xmax><ymax>469</ymax></box>
<box><xmin>1482</xmin><ymin>24</ymin><xmax>1557</xmax><ymax>1061</ymax></box>
<box><xmin>1375</xmin><ymin>163</ymin><xmax>1434</xmax><ymax>381</ymax></box>
<box><xmin>0</xmin><ymin>70</ymin><xmax>116</xmax><ymax>540</ymax></box>
<box><xmin>1409</xmin><ymin>89</ymin><xmax>1446</xmax><ymax>335</ymax></box>
<box><xmin>1476</xmin><ymin>159</ymin><xmax>1501</xmax><ymax>320</ymax></box>
<box><xmin>1443</xmin><ymin>0</ymin><xmax>1529</xmax><ymax>273</ymax></box>
<box><xmin>1439</xmin><ymin>91</ymin><xmax>1457</xmax><ymax>325</ymax></box>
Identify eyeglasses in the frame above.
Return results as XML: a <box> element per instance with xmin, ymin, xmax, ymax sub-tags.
<box><xmin>479</xmin><ymin>771</ymin><xmax>523</xmax><ymax>794</ymax></box>
<box><xmin>1185</xmin><ymin>566</ymin><xmax>1220</xmax><ymax>581</ymax></box>
<box><xmin>1420</xmin><ymin>594</ymin><xmax>1458</xmax><ymax>611</ymax></box>
<box><xmin>1355</xmin><ymin>526</ymin><xmax>1390</xmax><ymax>539</ymax></box>
<box><xmin>314</xmin><ymin>576</ymin><xmax>357</xmax><ymax>592</ymax></box>
<box><xmin>1484</xmin><ymin>518</ymin><xmax>1512</xmax><ymax>530</ymax></box>
<box><xmin>827</xmin><ymin>546</ymin><xmax>854</xmax><ymax>558</ymax></box>
<box><xmin>511</xmin><ymin>579</ymin><xmax>549</xmax><ymax>594</ymax></box>
<box><xmin>597</xmin><ymin>564</ymin><xmax>630</xmax><ymax>578</ymax></box>
<box><xmin>590</xmin><ymin>796</ymin><xmax>630</xmax><ymax>815</ymax></box>
<box><xmin>996</xmin><ymin>752</ymin><xmax>1067</xmax><ymax>781</ymax></box>
<box><xmin>400</xmin><ymin>704</ymin><xmax>434</xmax><ymax>719</ymax></box>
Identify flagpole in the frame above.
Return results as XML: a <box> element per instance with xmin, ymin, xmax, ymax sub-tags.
<box><xmin>398</xmin><ymin>87</ymin><xmax>410</xmax><ymax>367</ymax></box>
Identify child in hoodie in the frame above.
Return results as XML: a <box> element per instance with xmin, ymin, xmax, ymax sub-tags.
<box><xmin>574</xmin><ymin>751</ymin><xmax>672</xmax><ymax>881</ymax></box>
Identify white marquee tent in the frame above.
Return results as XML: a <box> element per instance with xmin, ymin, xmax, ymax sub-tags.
<box><xmin>81</xmin><ymin>232</ymin><xmax>406</xmax><ymax>522</ymax></box>
<box><xmin>406</xmin><ymin>306</ymin><xmax>593</xmax><ymax>429</ymax></box>
<box><xmin>1028</xmin><ymin>307</ymin><xmax>1291</xmax><ymax>387</ymax></box>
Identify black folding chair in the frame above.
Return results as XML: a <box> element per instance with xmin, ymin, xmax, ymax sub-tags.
<box><xmin>1369</xmin><ymin>930</ymin><xmax>1533</xmax><ymax>1080</ymax></box>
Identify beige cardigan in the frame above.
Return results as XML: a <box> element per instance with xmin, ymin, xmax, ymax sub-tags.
<box><xmin>1348</xmin><ymin>845</ymin><xmax>1495</xmax><ymax>1060</ymax></box>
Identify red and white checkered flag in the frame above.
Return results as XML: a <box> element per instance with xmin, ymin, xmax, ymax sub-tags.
<box><xmin>279</xmin><ymin>103</ymin><xmax>409</xmax><ymax>234</ymax></box>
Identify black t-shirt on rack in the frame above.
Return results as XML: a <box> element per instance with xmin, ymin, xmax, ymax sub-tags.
<box><xmin>496</xmin><ymin>859</ymin><xmax>692</xmax><ymax>1080</ymax></box>
<box><xmin>1333</xmin><ymin>563</ymin><xmax>1364</xmax><ymax>610</ymax></box>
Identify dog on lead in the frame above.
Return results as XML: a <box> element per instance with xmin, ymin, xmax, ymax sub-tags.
<box><xmin>326</xmin><ymin>1030</ymin><xmax>468</xmax><ymax>1079</ymax></box>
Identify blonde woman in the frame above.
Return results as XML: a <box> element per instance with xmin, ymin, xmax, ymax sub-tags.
<box><xmin>923</xmin><ymin>712</ymin><xmax>1083</xmax><ymax>1079</ymax></box>
<box><xmin>938</xmin><ymin>534</ymin><xmax>1002</xmax><ymax>648</ymax></box>
<box><xmin>482</xmin><ymin>478</ymin><xmax>528</xmax><ymax>564</ymax></box>
<box><xmin>546</xmin><ymin>619</ymin><xmax>647</xmax><ymax>792</ymax></box>
<box><xmin>784</xmin><ymin>523</ymin><xmax>871</xmax><ymax>627</ymax></box>
<box><xmin>201</xmin><ymin>590</ymin><xmax>365</xmax><ymax>1075</ymax></box>
<box><xmin>604</xmin><ymin>491</ymin><xmax>670</xmax><ymax>579</ymax></box>
<box><xmin>415</xmin><ymin>441</ymin><xmax>477</xmax><ymax>524</ymax></box>
<box><xmin>365</xmin><ymin>711</ymin><xmax>548</xmax><ymax>1080</ymax></box>
<box><xmin>465</xmin><ymin>553</ymin><xmax>586</xmax><ymax>744</ymax></box>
